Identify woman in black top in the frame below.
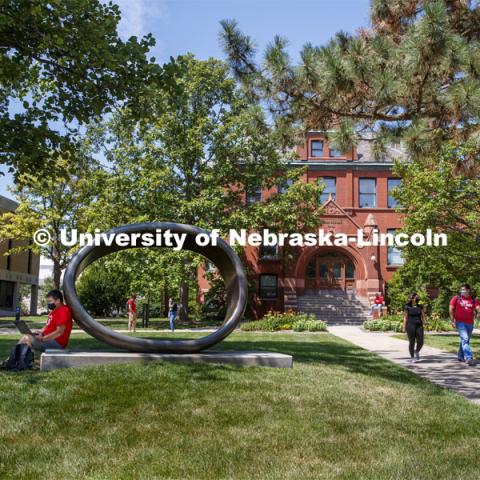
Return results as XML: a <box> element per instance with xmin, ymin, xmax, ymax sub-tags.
<box><xmin>402</xmin><ymin>293</ymin><xmax>427</xmax><ymax>362</ymax></box>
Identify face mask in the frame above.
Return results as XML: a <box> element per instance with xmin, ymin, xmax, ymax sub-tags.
<box><xmin>47</xmin><ymin>302</ymin><xmax>56</xmax><ymax>310</ymax></box>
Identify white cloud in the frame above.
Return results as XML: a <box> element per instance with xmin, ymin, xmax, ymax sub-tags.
<box><xmin>111</xmin><ymin>0</ymin><xmax>168</xmax><ymax>40</ymax></box>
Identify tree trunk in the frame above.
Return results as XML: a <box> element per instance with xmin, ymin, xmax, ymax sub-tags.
<box><xmin>179</xmin><ymin>281</ymin><xmax>189</xmax><ymax>322</ymax></box>
<box><xmin>178</xmin><ymin>256</ymin><xmax>190</xmax><ymax>321</ymax></box>
<box><xmin>53</xmin><ymin>261</ymin><xmax>62</xmax><ymax>290</ymax></box>
<box><xmin>162</xmin><ymin>286</ymin><xmax>169</xmax><ymax>318</ymax></box>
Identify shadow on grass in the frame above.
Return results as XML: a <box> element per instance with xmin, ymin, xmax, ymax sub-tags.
<box><xmin>0</xmin><ymin>332</ymin><xmax>428</xmax><ymax>389</ymax></box>
<box><xmin>213</xmin><ymin>336</ymin><xmax>427</xmax><ymax>387</ymax></box>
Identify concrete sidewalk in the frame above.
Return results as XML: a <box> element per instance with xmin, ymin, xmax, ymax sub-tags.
<box><xmin>329</xmin><ymin>325</ymin><xmax>480</xmax><ymax>404</ymax></box>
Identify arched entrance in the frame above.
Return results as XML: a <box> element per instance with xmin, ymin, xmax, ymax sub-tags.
<box><xmin>304</xmin><ymin>250</ymin><xmax>356</xmax><ymax>293</ymax></box>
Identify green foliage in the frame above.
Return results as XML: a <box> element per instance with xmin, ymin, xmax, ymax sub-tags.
<box><xmin>84</xmin><ymin>55</ymin><xmax>324</xmax><ymax>319</ymax></box>
<box><xmin>88</xmin><ymin>54</ymin><xmax>323</xmax><ymax>234</ymax></box>
<box><xmin>241</xmin><ymin>310</ymin><xmax>326</xmax><ymax>332</ymax></box>
<box><xmin>220</xmin><ymin>2</ymin><xmax>480</xmax><ymax>159</ymax></box>
<box><xmin>363</xmin><ymin>312</ymin><xmax>455</xmax><ymax>332</ymax></box>
<box><xmin>292</xmin><ymin>317</ymin><xmax>327</xmax><ymax>332</ymax></box>
<box><xmin>363</xmin><ymin>314</ymin><xmax>404</xmax><ymax>332</ymax></box>
<box><xmin>363</xmin><ymin>319</ymin><xmax>404</xmax><ymax>333</ymax></box>
<box><xmin>0</xmin><ymin>0</ymin><xmax>164</xmax><ymax>175</ymax></box>
<box><xmin>201</xmin><ymin>276</ymin><xmax>227</xmax><ymax>321</ymax></box>
<box><xmin>76</xmin><ymin>260</ymin><xmax>133</xmax><ymax>316</ymax></box>
<box><xmin>386</xmin><ymin>141</ymin><xmax>480</xmax><ymax>317</ymax></box>
<box><xmin>425</xmin><ymin>313</ymin><xmax>455</xmax><ymax>332</ymax></box>
<box><xmin>0</xmin><ymin>155</ymin><xmax>107</xmax><ymax>287</ymax></box>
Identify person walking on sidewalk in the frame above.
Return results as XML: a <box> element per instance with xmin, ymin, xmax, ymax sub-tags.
<box><xmin>127</xmin><ymin>293</ymin><xmax>137</xmax><ymax>333</ymax></box>
<box><xmin>168</xmin><ymin>298</ymin><xmax>178</xmax><ymax>332</ymax></box>
<box><xmin>402</xmin><ymin>292</ymin><xmax>427</xmax><ymax>363</ymax></box>
<box><xmin>449</xmin><ymin>284</ymin><xmax>480</xmax><ymax>366</ymax></box>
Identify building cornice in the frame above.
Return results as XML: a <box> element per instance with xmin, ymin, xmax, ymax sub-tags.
<box><xmin>288</xmin><ymin>161</ymin><xmax>394</xmax><ymax>171</ymax></box>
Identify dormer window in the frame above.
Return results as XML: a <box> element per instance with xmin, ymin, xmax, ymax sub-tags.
<box><xmin>329</xmin><ymin>146</ymin><xmax>343</xmax><ymax>157</ymax></box>
<box><xmin>310</xmin><ymin>140</ymin><xmax>324</xmax><ymax>157</ymax></box>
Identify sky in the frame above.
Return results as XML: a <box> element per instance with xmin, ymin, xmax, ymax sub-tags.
<box><xmin>0</xmin><ymin>0</ymin><xmax>371</xmax><ymax>201</ymax></box>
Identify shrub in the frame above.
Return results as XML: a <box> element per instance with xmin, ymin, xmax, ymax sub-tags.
<box><xmin>292</xmin><ymin>318</ymin><xmax>327</xmax><ymax>332</ymax></box>
<box><xmin>425</xmin><ymin>312</ymin><xmax>455</xmax><ymax>332</ymax></box>
<box><xmin>240</xmin><ymin>310</ymin><xmax>327</xmax><ymax>332</ymax></box>
<box><xmin>363</xmin><ymin>320</ymin><xmax>403</xmax><ymax>332</ymax></box>
<box><xmin>363</xmin><ymin>311</ymin><xmax>456</xmax><ymax>332</ymax></box>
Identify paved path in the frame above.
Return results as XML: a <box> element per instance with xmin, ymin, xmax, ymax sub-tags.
<box><xmin>329</xmin><ymin>325</ymin><xmax>480</xmax><ymax>404</ymax></box>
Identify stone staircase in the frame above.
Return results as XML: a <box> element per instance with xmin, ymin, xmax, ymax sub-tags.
<box><xmin>297</xmin><ymin>290</ymin><xmax>371</xmax><ymax>325</ymax></box>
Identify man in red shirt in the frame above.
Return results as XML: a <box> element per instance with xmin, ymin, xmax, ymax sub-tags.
<box><xmin>19</xmin><ymin>290</ymin><xmax>73</xmax><ymax>352</ymax></box>
<box><xmin>449</xmin><ymin>284</ymin><xmax>480</xmax><ymax>366</ymax></box>
<box><xmin>127</xmin><ymin>293</ymin><xmax>137</xmax><ymax>333</ymax></box>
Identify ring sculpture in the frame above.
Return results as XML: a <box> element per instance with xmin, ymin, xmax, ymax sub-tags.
<box><xmin>63</xmin><ymin>222</ymin><xmax>248</xmax><ymax>353</ymax></box>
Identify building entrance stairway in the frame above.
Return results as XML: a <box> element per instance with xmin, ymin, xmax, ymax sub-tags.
<box><xmin>296</xmin><ymin>289</ymin><xmax>371</xmax><ymax>325</ymax></box>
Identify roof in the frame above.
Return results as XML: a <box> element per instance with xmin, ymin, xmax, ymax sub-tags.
<box><xmin>0</xmin><ymin>195</ymin><xmax>18</xmax><ymax>212</ymax></box>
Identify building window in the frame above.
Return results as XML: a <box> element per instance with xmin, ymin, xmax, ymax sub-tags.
<box><xmin>359</xmin><ymin>178</ymin><xmax>376</xmax><ymax>208</ymax></box>
<box><xmin>345</xmin><ymin>260</ymin><xmax>355</xmax><ymax>278</ymax></box>
<box><xmin>6</xmin><ymin>239</ymin><xmax>12</xmax><ymax>271</ymax></box>
<box><xmin>329</xmin><ymin>146</ymin><xmax>343</xmax><ymax>157</ymax></box>
<box><xmin>259</xmin><ymin>274</ymin><xmax>278</xmax><ymax>299</ymax></box>
<box><xmin>387</xmin><ymin>229</ymin><xmax>405</xmax><ymax>266</ymax></box>
<box><xmin>259</xmin><ymin>243</ymin><xmax>279</xmax><ymax>259</ymax></box>
<box><xmin>0</xmin><ymin>280</ymin><xmax>15</xmax><ymax>308</ymax></box>
<box><xmin>246</xmin><ymin>186</ymin><xmax>262</xmax><ymax>206</ymax></box>
<box><xmin>388</xmin><ymin>178</ymin><xmax>402</xmax><ymax>208</ymax></box>
<box><xmin>278</xmin><ymin>178</ymin><xmax>293</xmax><ymax>194</ymax></box>
<box><xmin>319</xmin><ymin>177</ymin><xmax>336</xmax><ymax>203</ymax></box>
<box><xmin>310</xmin><ymin>140</ymin><xmax>324</xmax><ymax>157</ymax></box>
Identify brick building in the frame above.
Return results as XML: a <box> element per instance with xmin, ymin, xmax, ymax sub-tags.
<box><xmin>0</xmin><ymin>195</ymin><xmax>40</xmax><ymax>315</ymax></box>
<box><xmin>199</xmin><ymin>132</ymin><xmax>406</xmax><ymax>321</ymax></box>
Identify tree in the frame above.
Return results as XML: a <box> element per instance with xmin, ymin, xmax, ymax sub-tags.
<box><xmin>86</xmin><ymin>54</ymin><xmax>324</xmax><ymax>320</ymax></box>
<box><xmin>76</xmin><ymin>259</ymin><xmax>133</xmax><ymax>316</ymax></box>
<box><xmin>0</xmin><ymin>0</ymin><xmax>166</xmax><ymax>175</ymax></box>
<box><xmin>0</xmin><ymin>154</ymin><xmax>106</xmax><ymax>288</ymax></box>
<box><xmin>387</xmin><ymin>141</ymin><xmax>480</xmax><ymax>313</ymax></box>
<box><xmin>220</xmin><ymin>1</ymin><xmax>480</xmax><ymax>167</ymax></box>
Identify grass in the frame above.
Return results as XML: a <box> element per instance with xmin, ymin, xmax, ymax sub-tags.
<box><xmin>1</xmin><ymin>331</ymin><xmax>480</xmax><ymax>479</ymax></box>
<box><xmin>393</xmin><ymin>332</ymin><xmax>480</xmax><ymax>356</ymax></box>
<box><xmin>0</xmin><ymin>315</ymin><xmax>221</xmax><ymax>330</ymax></box>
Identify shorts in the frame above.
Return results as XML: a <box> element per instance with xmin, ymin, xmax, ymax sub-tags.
<box><xmin>31</xmin><ymin>336</ymin><xmax>64</xmax><ymax>352</ymax></box>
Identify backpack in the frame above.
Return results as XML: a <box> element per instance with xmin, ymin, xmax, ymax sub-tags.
<box><xmin>453</xmin><ymin>294</ymin><xmax>478</xmax><ymax>319</ymax></box>
<box><xmin>2</xmin><ymin>344</ymin><xmax>35</xmax><ymax>372</ymax></box>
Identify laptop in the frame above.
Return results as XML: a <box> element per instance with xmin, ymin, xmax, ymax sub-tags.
<box><xmin>13</xmin><ymin>307</ymin><xmax>34</xmax><ymax>336</ymax></box>
<box><xmin>15</xmin><ymin>319</ymin><xmax>34</xmax><ymax>335</ymax></box>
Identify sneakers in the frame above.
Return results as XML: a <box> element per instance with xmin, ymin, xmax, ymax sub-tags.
<box><xmin>457</xmin><ymin>357</ymin><xmax>465</xmax><ymax>363</ymax></box>
<box><xmin>414</xmin><ymin>352</ymin><xmax>420</xmax><ymax>363</ymax></box>
<box><xmin>408</xmin><ymin>357</ymin><xmax>415</xmax><ymax>363</ymax></box>
<box><xmin>466</xmin><ymin>358</ymin><xmax>475</xmax><ymax>366</ymax></box>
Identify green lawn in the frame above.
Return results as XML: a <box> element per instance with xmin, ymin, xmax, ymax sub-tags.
<box><xmin>0</xmin><ymin>315</ymin><xmax>221</xmax><ymax>330</ymax></box>
<box><xmin>1</xmin><ymin>331</ymin><xmax>480</xmax><ymax>479</ymax></box>
<box><xmin>393</xmin><ymin>332</ymin><xmax>480</xmax><ymax>356</ymax></box>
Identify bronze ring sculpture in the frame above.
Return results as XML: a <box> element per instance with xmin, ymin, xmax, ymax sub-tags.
<box><xmin>63</xmin><ymin>222</ymin><xmax>248</xmax><ymax>353</ymax></box>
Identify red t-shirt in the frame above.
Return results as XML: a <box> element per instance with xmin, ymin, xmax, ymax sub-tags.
<box><xmin>42</xmin><ymin>304</ymin><xmax>73</xmax><ymax>348</ymax></box>
<box><xmin>127</xmin><ymin>299</ymin><xmax>136</xmax><ymax>313</ymax></box>
<box><xmin>450</xmin><ymin>295</ymin><xmax>479</xmax><ymax>324</ymax></box>
<box><xmin>375</xmin><ymin>296</ymin><xmax>384</xmax><ymax>305</ymax></box>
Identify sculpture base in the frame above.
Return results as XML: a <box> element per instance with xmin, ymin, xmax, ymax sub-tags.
<box><xmin>40</xmin><ymin>350</ymin><xmax>293</xmax><ymax>371</ymax></box>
